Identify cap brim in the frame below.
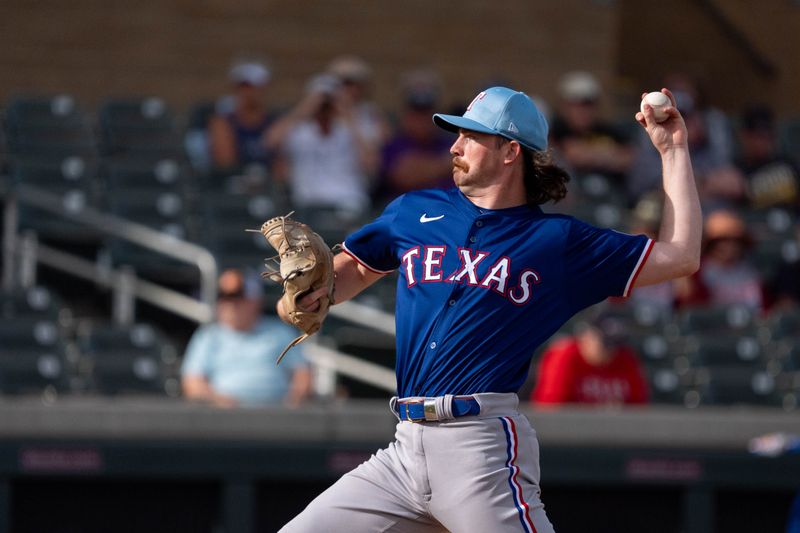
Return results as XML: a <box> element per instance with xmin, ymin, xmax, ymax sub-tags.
<box><xmin>432</xmin><ymin>114</ymin><xmax>497</xmax><ymax>136</ymax></box>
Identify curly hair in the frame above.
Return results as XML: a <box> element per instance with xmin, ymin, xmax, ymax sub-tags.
<box><xmin>521</xmin><ymin>148</ymin><xmax>570</xmax><ymax>205</ymax></box>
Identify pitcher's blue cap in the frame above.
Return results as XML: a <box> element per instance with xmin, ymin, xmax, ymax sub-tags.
<box><xmin>433</xmin><ymin>87</ymin><xmax>548</xmax><ymax>151</ymax></box>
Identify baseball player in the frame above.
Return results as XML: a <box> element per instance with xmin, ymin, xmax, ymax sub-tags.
<box><xmin>279</xmin><ymin>86</ymin><xmax>700</xmax><ymax>532</ymax></box>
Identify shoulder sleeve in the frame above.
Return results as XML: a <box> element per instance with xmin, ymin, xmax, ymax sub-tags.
<box><xmin>564</xmin><ymin>219</ymin><xmax>653</xmax><ymax>313</ymax></box>
<box><xmin>342</xmin><ymin>195</ymin><xmax>405</xmax><ymax>273</ymax></box>
<box><xmin>181</xmin><ymin>326</ymin><xmax>214</xmax><ymax>377</ymax></box>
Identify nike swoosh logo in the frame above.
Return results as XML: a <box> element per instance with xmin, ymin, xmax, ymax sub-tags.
<box><xmin>420</xmin><ymin>214</ymin><xmax>445</xmax><ymax>223</ymax></box>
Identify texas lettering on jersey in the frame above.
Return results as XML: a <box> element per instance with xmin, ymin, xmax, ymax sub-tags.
<box><xmin>400</xmin><ymin>245</ymin><xmax>541</xmax><ymax>305</ymax></box>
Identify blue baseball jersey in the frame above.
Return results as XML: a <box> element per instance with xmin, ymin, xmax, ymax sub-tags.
<box><xmin>343</xmin><ymin>187</ymin><xmax>653</xmax><ymax>397</ymax></box>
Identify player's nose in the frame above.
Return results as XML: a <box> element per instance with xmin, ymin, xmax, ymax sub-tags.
<box><xmin>450</xmin><ymin>135</ymin><xmax>464</xmax><ymax>156</ymax></box>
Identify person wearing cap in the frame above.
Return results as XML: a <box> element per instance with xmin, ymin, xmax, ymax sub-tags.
<box><xmin>278</xmin><ymin>85</ymin><xmax>699</xmax><ymax>532</ymax></box>
<box><xmin>735</xmin><ymin>104</ymin><xmax>800</xmax><ymax>211</ymax></box>
<box><xmin>266</xmin><ymin>72</ymin><xmax>378</xmax><ymax>213</ymax></box>
<box><xmin>531</xmin><ymin>310</ymin><xmax>649</xmax><ymax>405</ymax></box>
<box><xmin>181</xmin><ymin>269</ymin><xmax>312</xmax><ymax>407</ymax></box>
<box><xmin>327</xmin><ymin>55</ymin><xmax>389</xmax><ymax>151</ymax></box>
<box><xmin>675</xmin><ymin>209</ymin><xmax>763</xmax><ymax>310</ymax></box>
<box><xmin>375</xmin><ymin>69</ymin><xmax>454</xmax><ymax>205</ymax></box>
<box><xmin>208</xmin><ymin>59</ymin><xmax>275</xmax><ymax>171</ymax></box>
<box><xmin>550</xmin><ymin>71</ymin><xmax>634</xmax><ymax>183</ymax></box>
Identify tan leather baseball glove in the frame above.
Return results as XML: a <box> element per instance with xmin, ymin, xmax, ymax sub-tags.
<box><xmin>256</xmin><ymin>213</ymin><xmax>337</xmax><ymax>364</ymax></box>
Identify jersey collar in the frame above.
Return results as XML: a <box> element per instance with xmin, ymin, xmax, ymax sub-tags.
<box><xmin>449</xmin><ymin>187</ymin><xmax>543</xmax><ymax>219</ymax></box>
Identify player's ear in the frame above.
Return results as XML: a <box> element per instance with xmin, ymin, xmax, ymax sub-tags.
<box><xmin>503</xmin><ymin>140</ymin><xmax>522</xmax><ymax>165</ymax></box>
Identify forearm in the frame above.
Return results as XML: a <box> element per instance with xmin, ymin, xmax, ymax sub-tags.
<box><xmin>658</xmin><ymin>146</ymin><xmax>702</xmax><ymax>270</ymax></box>
<box><xmin>332</xmin><ymin>252</ymin><xmax>384</xmax><ymax>303</ymax></box>
<box><xmin>182</xmin><ymin>376</ymin><xmax>238</xmax><ymax>407</ymax></box>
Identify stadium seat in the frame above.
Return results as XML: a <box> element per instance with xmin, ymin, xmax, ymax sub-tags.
<box><xmin>76</xmin><ymin>321</ymin><xmax>179</xmax><ymax>395</ymax></box>
<box><xmin>0</xmin><ymin>285</ymin><xmax>69</xmax><ymax>322</ymax></box>
<box><xmin>108</xmin><ymin>188</ymin><xmax>189</xmax><ymax>237</ymax></box>
<box><xmin>627</xmin><ymin>331</ymin><xmax>675</xmax><ymax>367</ymax></box>
<box><xmin>573</xmin><ymin>172</ymin><xmax>628</xmax><ymax>205</ymax></box>
<box><xmin>98</xmin><ymin>97</ymin><xmax>182</xmax><ymax>157</ymax></box>
<box><xmin>184</xmin><ymin>101</ymin><xmax>216</xmax><ymax>173</ymax></box>
<box><xmin>646</xmin><ymin>367</ymin><xmax>690</xmax><ymax>405</ymax></box>
<box><xmin>11</xmin><ymin>156</ymin><xmax>106</xmax><ymax>242</ymax></box>
<box><xmin>766</xmin><ymin>309</ymin><xmax>800</xmax><ymax>340</ymax></box>
<box><xmin>104</xmin><ymin>157</ymin><xmax>188</xmax><ymax>193</ymax></box>
<box><xmin>0</xmin><ymin>316</ymin><xmax>71</xmax><ymax>395</ymax></box>
<box><xmin>601</xmin><ymin>302</ymin><xmax>670</xmax><ymax>333</ymax></box>
<box><xmin>692</xmin><ymin>366</ymin><xmax>783</xmax><ymax>407</ymax></box>
<box><xmin>779</xmin><ymin>117</ymin><xmax>800</xmax><ymax>166</ymax></box>
<box><xmin>684</xmin><ymin>334</ymin><xmax>764</xmax><ymax>368</ymax></box>
<box><xmin>4</xmin><ymin>94</ymin><xmax>96</xmax><ymax>157</ymax></box>
<box><xmin>199</xmin><ymin>192</ymin><xmax>286</xmax><ymax>270</ymax></box>
<box><xmin>677</xmin><ymin>305</ymin><xmax>758</xmax><ymax>335</ymax></box>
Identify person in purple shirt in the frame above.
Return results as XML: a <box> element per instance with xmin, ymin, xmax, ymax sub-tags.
<box><xmin>376</xmin><ymin>73</ymin><xmax>454</xmax><ymax>205</ymax></box>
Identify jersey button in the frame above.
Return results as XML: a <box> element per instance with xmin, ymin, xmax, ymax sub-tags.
<box><xmin>469</xmin><ymin>236</ymin><xmax>476</xmax><ymax>243</ymax></box>
<box><xmin>476</xmin><ymin>221</ymin><xmax>484</xmax><ymax>228</ymax></box>
<box><xmin>449</xmin><ymin>299</ymin><xmax>456</xmax><ymax>306</ymax></box>
<box><xmin>429</xmin><ymin>342</ymin><xmax>437</xmax><ymax>349</ymax></box>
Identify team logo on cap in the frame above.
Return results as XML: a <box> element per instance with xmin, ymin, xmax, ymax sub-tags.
<box><xmin>466</xmin><ymin>91</ymin><xmax>487</xmax><ymax>112</ymax></box>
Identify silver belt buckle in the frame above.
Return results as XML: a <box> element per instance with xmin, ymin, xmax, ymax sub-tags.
<box><xmin>423</xmin><ymin>398</ymin><xmax>438</xmax><ymax>421</ymax></box>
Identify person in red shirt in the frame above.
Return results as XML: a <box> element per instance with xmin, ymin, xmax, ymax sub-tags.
<box><xmin>532</xmin><ymin>312</ymin><xmax>649</xmax><ymax>405</ymax></box>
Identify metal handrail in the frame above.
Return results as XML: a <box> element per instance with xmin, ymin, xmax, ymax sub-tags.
<box><xmin>11</xmin><ymin>183</ymin><xmax>219</xmax><ymax>305</ymax></box>
<box><xmin>2</xmin><ymin>181</ymin><xmax>399</xmax><ymax>393</ymax></box>
<box><xmin>3</xmin><ymin>183</ymin><xmax>218</xmax><ymax>322</ymax></box>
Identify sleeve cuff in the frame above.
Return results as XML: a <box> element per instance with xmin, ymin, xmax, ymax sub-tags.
<box><xmin>622</xmin><ymin>238</ymin><xmax>654</xmax><ymax>298</ymax></box>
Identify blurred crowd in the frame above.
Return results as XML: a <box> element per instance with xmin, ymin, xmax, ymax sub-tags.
<box><xmin>3</xmin><ymin>53</ymin><xmax>799</xmax><ymax>408</ymax></box>
<box><xmin>175</xmin><ymin>56</ymin><xmax>800</xmax><ymax>407</ymax></box>
<box><xmin>195</xmin><ymin>57</ymin><xmax>800</xmax><ymax>314</ymax></box>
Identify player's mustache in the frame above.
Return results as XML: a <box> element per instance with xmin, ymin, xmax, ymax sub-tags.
<box><xmin>452</xmin><ymin>158</ymin><xmax>469</xmax><ymax>172</ymax></box>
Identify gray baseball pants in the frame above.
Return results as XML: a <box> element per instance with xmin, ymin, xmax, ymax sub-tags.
<box><xmin>280</xmin><ymin>393</ymin><xmax>555</xmax><ymax>533</ymax></box>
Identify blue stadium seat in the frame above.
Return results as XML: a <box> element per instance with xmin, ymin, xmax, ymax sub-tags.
<box><xmin>684</xmin><ymin>334</ymin><xmax>765</xmax><ymax>368</ymax></box>
<box><xmin>0</xmin><ymin>285</ymin><xmax>69</xmax><ymax>322</ymax></box>
<box><xmin>678</xmin><ymin>305</ymin><xmax>758</xmax><ymax>335</ymax></box>
<box><xmin>76</xmin><ymin>321</ymin><xmax>179</xmax><ymax>396</ymax></box>
<box><xmin>4</xmin><ymin>94</ymin><xmax>96</xmax><ymax>157</ymax></box>
<box><xmin>11</xmin><ymin>156</ymin><xmax>105</xmax><ymax>243</ymax></box>
<box><xmin>0</xmin><ymin>316</ymin><xmax>71</xmax><ymax>395</ymax></box>
<box><xmin>98</xmin><ymin>97</ymin><xmax>182</xmax><ymax>157</ymax></box>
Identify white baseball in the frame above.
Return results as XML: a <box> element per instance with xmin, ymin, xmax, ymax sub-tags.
<box><xmin>640</xmin><ymin>91</ymin><xmax>671</xmax><ymax>123</ymax></box>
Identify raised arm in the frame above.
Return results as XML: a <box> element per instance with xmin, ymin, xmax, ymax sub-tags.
<box><xmin>277</xmin><ymin>252</ymin><xmax>386</xmax><ymax>323</ymax></box>
<box><xmin>632</xmin><ymin>89</ymin><xmax>702</xmax><ymax>288</ymax></box>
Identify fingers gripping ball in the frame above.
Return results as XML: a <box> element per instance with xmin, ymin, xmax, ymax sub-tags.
<box><xmin>255</xmin><ymin>213</ymin><xmax>338</xmax><ymax>364</ymax></box>
<box><xmin>640</xmin><ymin>91</ymin><xmax>671</xmax><ymax>123</ymax></box>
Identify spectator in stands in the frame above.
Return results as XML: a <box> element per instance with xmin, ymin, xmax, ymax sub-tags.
<box><xmin>374</xmin><ymin>69</ymin><xmax>453</xmax><ymax>205</ymax></box>
<box><xmin>208</xmin><ymin>59</ymin><xmax>275</xmax><ymax>172</ymax></box>
<box><xmin>629</xmin><ymin>73</ymin><xmax>741</xmax><ymax>207</ymax></box>
<box><xmin>181</xmin><ymin>269</ymin><xmax>312</xmax><ymax>407</ymax></box>
<box><xmin>327</xmin><ymin>55</ymin><xmax>389</xmax><ymax>155</ymax></box>
<box><xmin>266</xmin><ymin>73</ymin><xmax>377</xmax><ymax>214</ymax></box>
<box><xmin>531</xmin><ymin>311</ymin><xmax>649</xmax><ymax>405</ymax></box>
<box><xmin>549</xmin><ymin>71</ymin><xmax>633</xmax><ymax>185</ymax></box>
<box><xmin>675</xmin><ymin>209</ymin><xmax>764</xmax><ymax>310</ymax></box>
<box><xmin>735</xmin><ymin>104</ymin><xmax>800</xmax><ymax>211</ymax></box>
